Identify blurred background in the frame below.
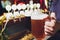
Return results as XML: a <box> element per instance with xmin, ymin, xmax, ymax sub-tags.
<box><xmin>0</xmin><ymin>0</ymin><xmax>60</xmax><ymax>40</ymax></box>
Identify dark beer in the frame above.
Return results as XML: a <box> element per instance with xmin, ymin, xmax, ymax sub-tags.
<box><xmin>31</xmin><ymin>14</ymin><xmax>48</xmax><ymax>40</ymax></box>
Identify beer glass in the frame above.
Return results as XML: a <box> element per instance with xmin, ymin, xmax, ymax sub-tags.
<box><xmin>31</xmin><ymin>14</ymin><xmax>48</xmax><ymax>40</ymax></box>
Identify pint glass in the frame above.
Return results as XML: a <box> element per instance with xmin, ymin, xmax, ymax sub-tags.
<box><xmin>31</xmin><ymin>14</ymin><xmax>48</xmax><ymax>40</ymax></box>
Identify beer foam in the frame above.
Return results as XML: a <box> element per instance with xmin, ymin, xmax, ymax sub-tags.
<box><xmin>31</xmin><ymin>14</ymin><xmax>48</xmax><ymax>20</ymax></box>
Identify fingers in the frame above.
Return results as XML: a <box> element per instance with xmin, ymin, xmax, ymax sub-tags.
<box><xmin>45</xmin><ymin>20</ymin><xmax>55</xmax><ymax>27</ymax></box>
<box><xmin>44</xmin><ymin>25</ymin><xmax>54</xmax><ymax>36</ymax></box>
<box><xmin>50</xmin><ymin>12</ymin><xmax>56</xmax><ymax>20</ymax></box>
<box><xmin>44</xmin><ymin>20</ymin><xmax>55</xmax><ymax>36</ymax></box>
<box><xmin>44</xmin><ymin>12</ymin><xmax>56</xmax><ymax>36</ymax></box>
<box><xmin>45</xmin><ymin>26</ymin><xmax>53</xmax><ymax>31</ymax></box>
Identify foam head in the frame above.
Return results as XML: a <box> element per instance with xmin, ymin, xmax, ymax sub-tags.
<box><xmin>31</xmin><ymin>14</ymin><xmax>48</xmax><ymax>20</ymax></box>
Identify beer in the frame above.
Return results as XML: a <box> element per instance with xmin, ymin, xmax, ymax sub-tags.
<box><xmin>31</xmin><ymin>14</ymin><xmax>48</xmax><ymax>40</ymax></box>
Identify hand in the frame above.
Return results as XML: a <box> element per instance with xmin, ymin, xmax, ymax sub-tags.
<box><xmin>44</xmin><ymin>12</ymin><xmax>56</xmax><ymax>36</ymax></box>
<box><xmin>44</xmin><ymin>19</ymin><xmax>56</xmax><ymax>36</ymax></box>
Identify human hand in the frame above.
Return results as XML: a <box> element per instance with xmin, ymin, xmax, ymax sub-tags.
<box><xmin>44</xmin><ymin>19</ymin><xmax>56</xmax><ymax>36</ymax></box>
<box><xmin>44</xmin><ymin>12</ymin><xmax>56</xmax><ymax>36</ymax></box>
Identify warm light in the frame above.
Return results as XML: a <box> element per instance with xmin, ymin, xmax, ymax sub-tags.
<box><xmin>44</xmin><ymin>0</ymin><xmax>48</xmax><ymax>8</ymax></box>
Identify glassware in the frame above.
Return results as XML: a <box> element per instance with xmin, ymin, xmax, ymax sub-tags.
<box><xmin>33</xmin><ymin>3</ymin><xmax>37</xmax><ymax>9</ymax></box>
<box><xmin>5</xmin><ymin>5</ymin><xmax>11</xmax><ymax>13</ymax></box>
<box><xmin>5</xmin><ymin>5</ymin><xmax>13</xmax><ymax>20</ymax></box>
<box><xmin>11</xmin><ymin>4</ymin><xmax>17</xmax><ymax>12</ymax></box>
<box><xmin>36</xmin><ymin>3</ymin><xmax>40</xmax><ymax>9</ymax></box>
<box><xmin>31</xmin><ymin>14</ymin><xmax>48</xmax><ymax>40</ymax></box>
<box><xmin>17</xmin><ymin>4</ymin><xmax>21</xmax><ymax>13</ymax></box>
<box><xmin>11</xmin><ymin>4</ymin><xmax>17</xmax><ymax>17</ymax></box>
<box><xmin>21</xmin><ymin>4</ymin><xmax>26</xmax><ymax>10</ymax></box>
<box><xmin>26</xmin><ymin>4</ymin><xmax>30</xmax><ymax>10</ymax></box>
